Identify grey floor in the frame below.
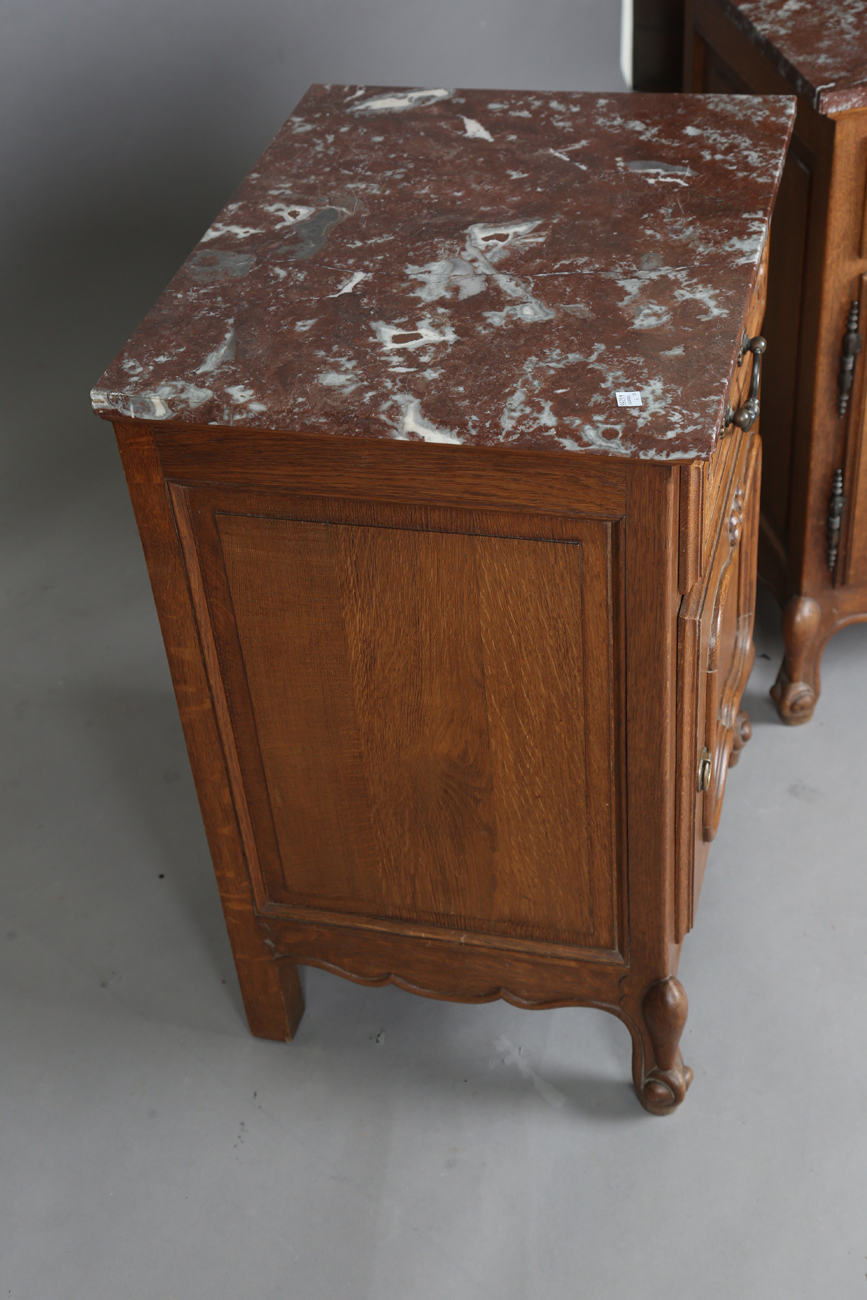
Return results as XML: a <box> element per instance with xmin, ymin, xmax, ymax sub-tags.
<box><xmin>5</xmin><ymin>264</ymin><xmax>867</xmax><ymax>1300</ymax></box>
<box><xmin>4</xmin><ymin>3</ymin><xmax>867</xmax><ymax>1295</ymax></box>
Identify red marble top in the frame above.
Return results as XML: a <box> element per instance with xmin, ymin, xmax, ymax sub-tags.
<box><xmin>92</xmin><ymin>87</ymin><xmax>794</xmax><ymax>461</ymax></box>
<box><xmin>714</xmin><ymin>0</ymin><xmax>867</xmax><ymax>114</ymax></box>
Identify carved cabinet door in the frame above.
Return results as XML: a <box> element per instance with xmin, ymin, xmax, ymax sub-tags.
<box><xmin>701</xmin><ymin>431</ymin><xmax>760</xmax><ymax>841</ymax></box>
<box><xmin>678</xmin><ymin>426</ymin><xmax>761</xmax><ymax>932</ymax></box>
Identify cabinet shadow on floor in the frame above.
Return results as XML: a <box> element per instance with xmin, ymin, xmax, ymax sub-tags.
<box><xmin>56</xmin><ymin>675</ymin><xmax>656</xmax><ymax>1118</ymax></box>
<box><xmin>741</xmin><ymin>582</ymin><xmax>787</xmax><ymax>727</ymax></box>
<box><xmin>56</xmin><ymin>678</ymin><xmax>245</xmax><ymax>1012</ymax></box>
<box><xmin>293</xmin><ymin>970</ymin><xmax>646</xmax><ymax>1122</ymax></box>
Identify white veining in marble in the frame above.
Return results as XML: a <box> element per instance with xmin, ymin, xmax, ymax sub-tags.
<box><xmin>91</xmin><ymin>87</ymin><xmax>795</xmax><ymax>461</ymax></box>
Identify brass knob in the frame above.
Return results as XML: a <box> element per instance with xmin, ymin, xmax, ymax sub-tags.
<box><xmin>698</xmin><ymin>747</ymin><xmax>712</xmax><ymax>793</ymax></box>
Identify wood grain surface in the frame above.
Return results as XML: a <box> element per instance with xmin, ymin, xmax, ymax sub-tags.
<box><xmin>179</xmin><ymin>491</ymin><xmax>623</xmax><ymax>953</ymax></box>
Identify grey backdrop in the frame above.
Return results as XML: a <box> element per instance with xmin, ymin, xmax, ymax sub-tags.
<box><xmin>1</xmin><ymin>0</ymin><xmax>624</xmax><ymax>535</ymax></box>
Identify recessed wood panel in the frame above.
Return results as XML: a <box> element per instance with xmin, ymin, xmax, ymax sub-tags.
<box><xmin>196</xmin><ymin>497</ymin><xmax>621</xmax><ymax>952</ymax></box>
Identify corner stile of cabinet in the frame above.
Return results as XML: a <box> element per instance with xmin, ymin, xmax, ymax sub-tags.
<box><xmin>623</xmin><ymin>463</ymin><xmax>682</xmax><ymax>974</ymax></box>
<box><xmin>678</xmin><ymin>460</ymin><xmax>705</xmax><ymax>594</ymax></box>
<box><xmin>111</xmin><ymin>419</ymin><xmax>302</xmax><ymax>1042</ymax></box>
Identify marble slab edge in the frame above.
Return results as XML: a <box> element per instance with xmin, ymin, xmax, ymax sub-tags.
<box><xmin>714</xmin><ymin>0</ymin><xmax>867</xmax><ymax>115</ymax></box>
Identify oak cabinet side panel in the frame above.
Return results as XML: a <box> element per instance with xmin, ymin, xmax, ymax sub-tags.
<box><xmin>179</xmin><ymin>488</ymin><xmax>627</xmax><ymax>958</ymax></box>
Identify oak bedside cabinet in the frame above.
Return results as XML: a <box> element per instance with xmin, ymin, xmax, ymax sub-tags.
<box><xmin>92</xmin><ymin>87</ymin><xmax>793</xmax><ymax>1113</ymax></box>
<box><xmin>686</xmin><ymin>1</ymin><xmax>867</xmax><ymax>722</ymax></box>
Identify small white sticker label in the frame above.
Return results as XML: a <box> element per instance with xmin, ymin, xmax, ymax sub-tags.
<box><xmin>615</xmin><ymin>390</ymin><xmax>643</xmax><ymax>407</ymax></box>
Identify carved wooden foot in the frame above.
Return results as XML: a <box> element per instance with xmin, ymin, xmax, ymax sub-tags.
<box><xmin>277</xmin><ymin>961</ymin><xmax>306</xmax><ymax>1040</ymax></box>
<box><xmin>636</xmin><ymin>976</ymin><xmax>693</xmax><ymax>1116</ymax></box>
<box><xmin>727</xmin><ymin>710</ymin><xmax>752</xmax><ymax>767</ymax></box>
<box><xmin>232</xmin><ymin>953</ymin><xmax>307</xmax><ymax>1041</ymax></box>
<box><xmin>244</xmin><ymin>920</ymin><xmax>306</xmax><ymax>1041</ymax></box>
<box><xmin>770</xmin><ymin>595</ymin><xmax>823</xmax><ymax>724</ymax></box>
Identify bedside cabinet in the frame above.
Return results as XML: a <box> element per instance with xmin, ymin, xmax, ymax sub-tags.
<box><xmin>93</xmin><ymin>87</ymin><xmax>792</xmax><ymax>1112</ymax></box>
<box><xmin>686</xmin><ymin>0</ymin><xmax>867</xmax><ymax>722</ymax></box>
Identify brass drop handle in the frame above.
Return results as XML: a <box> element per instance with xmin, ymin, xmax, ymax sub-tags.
<box><xmin>698</xmin><ymin>747</ymin><xmax>712</xmax><ymax>794</ymax></box>
<box><xmin>725</xmin><ymin>335</ymin><xmax>766</xmax><ymax>432</ymax></box>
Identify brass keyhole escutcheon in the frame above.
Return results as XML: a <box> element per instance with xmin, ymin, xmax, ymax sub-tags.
<box><xmin>698</xmin><ymin>747</ymin><xmax>713</xmax><ymax>793</ymax></box>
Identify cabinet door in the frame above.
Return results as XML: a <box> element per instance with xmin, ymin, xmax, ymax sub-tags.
<box><xmin>171</xmin><ymin>486</ymin><xmax>627</xmax><ymax>962</ymax></box>
<box><xmin>677</xmin><ymin>428</ymin><xmax>761</xmax><ymax>933</ymax></box>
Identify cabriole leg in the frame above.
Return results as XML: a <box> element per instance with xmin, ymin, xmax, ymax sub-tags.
<box><xmin>630</xmin><ymin>976</ymin><xmax>693</xmax><ymax>1116</ymax></box>
<box><xmin>770</xmin><ymin>595</ymin><xmax>823</xmax><ymax>724</ymax></box>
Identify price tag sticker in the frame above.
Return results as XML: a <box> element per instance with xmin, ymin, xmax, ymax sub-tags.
<box><xmin>615</xmin><ymin>390</ymin><xmax>643</xmax><ymax>407</ymax></box>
